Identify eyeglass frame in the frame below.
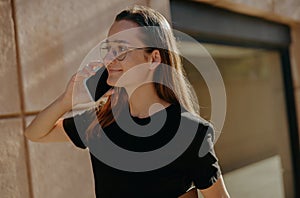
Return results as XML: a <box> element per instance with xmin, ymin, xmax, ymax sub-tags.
<box><xmin>99</xmin><ymin>40</ymin><xmax>152</xmax><ymax>62</ymax></box>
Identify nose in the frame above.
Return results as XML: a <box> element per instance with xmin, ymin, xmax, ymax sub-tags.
<box><xmin>103</xmin><ymin>51</ymin><xmax>117</xmax><ymax>67</ymax></box>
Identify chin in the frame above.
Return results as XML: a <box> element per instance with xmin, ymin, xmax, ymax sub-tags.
<box><xmin>108</xmin><ymin>75</ymin><xmax>129</xmax><ymax>87</ymax></box>
<box><xmin>107</xmin><ymin>79</ymin><xmax>115</xmax><ymax>86</ymax></box>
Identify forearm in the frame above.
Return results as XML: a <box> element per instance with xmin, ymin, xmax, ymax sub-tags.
<box><xmin>24</xmin><ymin>94</ymin><xmax>71</xmax><ymax>141</ymax></box>
<box><xmin>200</xmin><ymin>176</ymin><xmax>230</xmax><ymax>198</ymax></box>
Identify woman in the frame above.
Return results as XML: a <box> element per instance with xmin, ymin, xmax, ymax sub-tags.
<box><xmin>25</xmin><ymin>5</ymin><xmax>230</xmax><ymax>198</ymax></box>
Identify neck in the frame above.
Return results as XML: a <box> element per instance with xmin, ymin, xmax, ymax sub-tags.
<box><xmin>124</xmin><ymin>83</ymin><xmax>170</xmax><ymax>118</ymax></box>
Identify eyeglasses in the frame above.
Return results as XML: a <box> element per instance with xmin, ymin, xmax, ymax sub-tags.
<box><xmin>99</xmin><ymin>41</ymin><xmax>149</xmax><ymax>61</ymax></box>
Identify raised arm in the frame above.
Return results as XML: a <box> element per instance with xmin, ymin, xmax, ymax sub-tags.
<box><xmin>24</xmin><ymin>94</ymin><xmax>72</xmax><ymax>142</ymax></box>
<box><xmin>24</xmin><ymin>63</ymin><xmax>102</xmax><ymax>142</ymax></box>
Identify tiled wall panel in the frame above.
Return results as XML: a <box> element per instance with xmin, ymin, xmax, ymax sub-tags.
<box><xmin>25</xmin><ymin>116</ymin><xmax>95</xmax><ymax>198</ymax></box>
<box><xmin>0</xmin><ymin>118</ymin><xmax>30</xmax><ymax>198</ymax></box>
<box><xmin>0</xmin><ymin>0</ymin><xmax>21</xmax><ymax>115</ymax></box>
<box><xmin>274</xmin><ymin>0</ymin><xmax>300</xmax><ymax>21</ymax></box>
<box><xmin>229</xmin><ymin>0</ymin><xmax>273</xmax><ymax>12</ymax></box>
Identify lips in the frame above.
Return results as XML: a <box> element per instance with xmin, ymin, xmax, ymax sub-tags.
<box><xmin>108</xmin><ymin>68</ymin><xmax>123</xmax><ymax>74</ymax></box>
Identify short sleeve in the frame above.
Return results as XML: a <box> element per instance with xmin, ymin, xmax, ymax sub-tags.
<box><xmin>63</xmin><ymin>110</ymin><xmax>95</xmax><ymax>149</ymax></box>
<box><xmin>188</xmin><ymin>124</ymin><xmax>222</xmax><ymax>190</ymax></box>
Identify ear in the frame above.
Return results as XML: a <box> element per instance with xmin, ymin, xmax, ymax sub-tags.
<box><xmin>148</xmin><ymin>49</ymin><xmax>161</xmax><ymax>70</ymax></box>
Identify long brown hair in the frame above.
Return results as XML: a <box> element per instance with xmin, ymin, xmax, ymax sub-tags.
<box><xmin>86</xmin><ymin>5</ymin><xmax>199</xmax><ymax>139</ymax></box>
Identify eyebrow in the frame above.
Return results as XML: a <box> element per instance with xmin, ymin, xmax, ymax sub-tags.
<box><xmin>105</xmin><ymin>39</ymin><xmax>130</xmax><ymax>44</ymax></box>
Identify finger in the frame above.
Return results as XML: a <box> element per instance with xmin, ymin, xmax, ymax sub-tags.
<box><xmin>71</xmin><ymin>73</ymin><xmax>86</xmax><ymax>82</ymax></box>
<box><xmin>72</xmin><ymin>69</ymin><xmax>90</xmax><ymax>81</ymax></box>
<box><xmin>82</xmin><ymin>66</ymin><xmax>96</xmax><ymax>76</ymax></box>
<box><xmin>73</xmin><ymin>61</ymin><xmax>103</xmax><ymax>82</ymax></box>
<box><xmin>87</xmin><ymin>61</ymin><xmax>104</xmax><ymax>71</ymax></box>
<box><xmin>103</xmin><ymin>88</ymin><xmax>115</xmax><ymax>97</ymax></box>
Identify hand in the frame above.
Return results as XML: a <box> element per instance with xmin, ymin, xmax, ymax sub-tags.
<box><xmin>62</xmin><ymin>61</ymin><xmax>102</xmax><ymax>107</ymax></box>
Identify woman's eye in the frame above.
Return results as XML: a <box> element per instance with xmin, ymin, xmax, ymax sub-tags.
<box><xmin>118</xmin><ymin>46</ymin><xmax>127</xmax><ymax>52</ymax></box>
<box><xmin>102</xmin><ymin>46</ymin><xmax>110</xmax><ymax>51</ymax></box>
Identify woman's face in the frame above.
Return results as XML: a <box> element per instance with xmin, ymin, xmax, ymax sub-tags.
<box><xmin>103</xmin><ymin>20</ymin><xmax>152</xmax><ymax>88</ymax></box>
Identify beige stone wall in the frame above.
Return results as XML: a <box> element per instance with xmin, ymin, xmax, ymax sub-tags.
<box><xmin>195</xmin><ymin>0</ymin><xmax>300</xmax><ymax>22</ymax></box>
<box><xmin>0</xmin><ymin>0</ymin><xmax>20</xmax><ymax>115</ymax></box>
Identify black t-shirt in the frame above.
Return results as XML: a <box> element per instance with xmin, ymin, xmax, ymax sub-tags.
<box><xmin>63</xmin><ymin>103</ymin><xmax>221</xmax><ymax>198</ymax></box>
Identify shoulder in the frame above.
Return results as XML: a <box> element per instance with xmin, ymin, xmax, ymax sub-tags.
<box><xmin>180</xmin><ymin>110</ymin><xmax>213</xmax><ymax>129</ymax></box>
<box><xmin>180</xmin><ymin>110</ymin><xmax>216</xmax><ymax>149</ymax></box>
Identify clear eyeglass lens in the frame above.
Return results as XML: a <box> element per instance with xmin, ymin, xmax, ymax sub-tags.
<box><xmin>100</xmin><ymin>42</ymin><xmax>128</xmax><ymax>61</ymax></box>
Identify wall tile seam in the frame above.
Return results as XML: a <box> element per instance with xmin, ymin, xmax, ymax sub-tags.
<box><xmin>145</xmin><ymin>0</ymin><xmax>150</xmax><ymax>6</ymax></box>
<box><xmin>0</xmin><ymin>114</ymin><xmax>22</xmax><ymax>119</ymax></box>
<box><xmin>0</xmin><ymin>110</ymin><xmax>41</xmax><ymax>117</ymax></box>
<box><xmin>10</xmin><ymin>0</ymin><xmax>34</xmax><ymax>197</ymax></box>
